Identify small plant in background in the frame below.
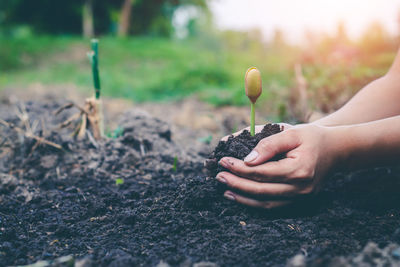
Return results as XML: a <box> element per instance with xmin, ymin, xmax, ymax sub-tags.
<box><xmin>57</xmin><ymin>39</ymin><xmax>105</xmax><ymax>141</ymax></box>
<box><xmin>83</xmin><ymin>39</ymin><xmax>104</xmax><ymax>140</ymax></box>
<box><xmin>245</xmin><ymin>67</ymin><xmax>262</xmax><ymax>136</ymax></box>
<box><xmin>115</xmin><ymin>178</ymin><xmax>124</xmax><ymax>185</ymax></box>
<box><xmin>106</xmin><ymin>126</ymin><xmax>124</xmax><ymax>139</ymax></box>
<box><xmin>172</xmin><ymin>156</ymin><xmax>178</xmax><ymax>172</ymax></box>
<box><xmin>198</xmin><ymin>135</ymin><xmax>212</xmax><ymax>145</ymax></box>
<box><xmin>89</xmin><ymin>39</ymin><xmax>101</xmax><ymax>101</ymax></box>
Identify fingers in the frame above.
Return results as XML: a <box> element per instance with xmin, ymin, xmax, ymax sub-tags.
<box><xmin>244</xmin><ymin>130</ymin><xmax>300</xmax><ymax>166</ymax></box>
<box><xmin>216</xmin><ymin>171</ymin><xmax>299</xmax><ymax>197</ymax></box>
<box><xmin>224</xmin><ymin>190</ymin><xmax>291</xmax><ymax>209</ymax></box>
<box><xmin>219</xmin><ymin>157</ymin><xmax>297</xmax><ymax>182</ymax></box>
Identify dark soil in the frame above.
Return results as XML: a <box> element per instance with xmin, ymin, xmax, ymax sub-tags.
<box><xmin>1</xmin><ymin>99</ymin><xmax>400</xmax><ymax>267</ymax></box>
<box><xmin>291</xmin><ymin>241</ymin><xmax>400</xmax><ymax>266</ymax></box>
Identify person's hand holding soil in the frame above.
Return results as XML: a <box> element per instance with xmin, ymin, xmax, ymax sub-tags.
<box><xmin>217</xmin><ymin>124</ymin><xmax>340</xmax><ymax>209</ymax></box>
<box><xmin>216</xmin><ymin>115</ymin><xmax>400</xmax><ymax>209</ymax></box>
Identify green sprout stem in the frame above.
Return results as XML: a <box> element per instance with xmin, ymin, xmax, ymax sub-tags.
<box><xmin>250</xmin><ymin>102</ymin><xmax>255</xmax><ymax>136</ymax></box>
<box><xmin>91</xmin><ymin>39</ymin><xmax>101</xmax><ymax>99</ymax></box>
<box><xmin>172</xmin><ymin>156</ymin><xmax>178</xmax><ymax>172</ymax></box>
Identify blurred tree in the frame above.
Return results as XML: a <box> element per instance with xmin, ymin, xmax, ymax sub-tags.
<box><xmin>0</xmin><ymin>0</ymin><xmax>82</xmax><ymax>34</ymax></box>
<box><xmin>83</xmin><ymin>0</ymin><xmax>94</xmax><ymax>37</ymax></box>
<box><xmin>118</xmin><ymin>0</ymin><xmax>135</xmax><ymax>37</ymax></box>
<box><xmin>0</xmin><ymin>0</ymin><xmax>208</xmax><ymax>37</ymax></box>
<box><xmin>129</xmin><ymin>0</ymin><xmax>207</xmax><ymax>37</ymax></box>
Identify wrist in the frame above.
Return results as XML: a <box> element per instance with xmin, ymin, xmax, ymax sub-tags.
<box><xmin>326</xmin><ymin>124</ymin><xmax>378</xmax><ymax>171</ymax></box>
<box><xmin>324</xmin><ymin>125</ymin><xmax>361</xmax><ymax>170</ymax></box>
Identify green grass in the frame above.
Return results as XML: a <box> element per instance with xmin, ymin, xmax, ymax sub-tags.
<box><xmin>0</xmin><ymin>35</ymin><xmax>394</xmax><ymax>114</ymax></box>
<box><xmin>0</xmin><ymin>36</ymin><xmax>295</xmax><ymax>106</ymax></box>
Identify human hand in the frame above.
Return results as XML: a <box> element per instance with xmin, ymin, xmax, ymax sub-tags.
<box><xmin>217</xmin><ymin>124</ymin><xmax>340</xmax><ymax>209</ymax></box>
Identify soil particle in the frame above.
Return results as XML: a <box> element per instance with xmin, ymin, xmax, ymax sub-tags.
<box><xmin>1</xmin><ymin>100</ymin><xmax>400</xmax><ymax>266</ymax></box>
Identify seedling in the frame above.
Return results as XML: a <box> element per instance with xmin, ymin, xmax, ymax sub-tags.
<box><xmin>106</xmin><ymin>126</ymin><xmax>124</xmax><ymax>139</ymax></box>
<box><xmin>57</xmin><ymin>39</ymin><xmax>105</xmax><ymax>140</ymax></box>
<box><xmin>84</xmin><ymin>39</ymin><xmax>104</xmax><ymax>139</ymax></box>
<box><xmin>89</xmin><ymin>39</ymin><xmax>101</xmax><ymax>100</ymax></box>
<box><xmin>172</xmin><ymin>156</ymin><xmax>178</xmax><ymax>172</ymax></box>
<box><xmin>115</xmin><ymin>178</ymin><xmax>124</xmax><ymax>185</ymax></box>
<box><xmin>198</xmin><ymin>135</ymin><xmax>212</xmax><ymax>144</ymax></box>
<box><xmin>245</xmin><ymin>67</ymin><xmax>262</xmax><ymax>136</ymax></box>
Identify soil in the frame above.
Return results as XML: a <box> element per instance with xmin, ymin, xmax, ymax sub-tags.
<box><xmin>0</xmin><ymin>86</ymin><xmax>256</xmax><ymax>147</ymax></box>
<box><xmin>1</xmin><ymin>99</ymin><xmax>400</xmax><ymax>267</ymax></box>
<box><xmin>289</xmin><ymin>241</ymin><xmax>400</xmax><ymax>266</ymax></box>
<box><xmin>205</xmin><ymin>124</ymin><xmax>282</xmax><ymax>176</ymax></box>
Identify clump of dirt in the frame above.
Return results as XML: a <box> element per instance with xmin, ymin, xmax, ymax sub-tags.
<box><xmin>205</xmin><ymin>123</ymin><xmax>282</xmax><ymax>176</ymax></box>
<box><xmin>1</xmin><ymin>99</ymin><xmax>400</xmax><ymax>267</ymax></box>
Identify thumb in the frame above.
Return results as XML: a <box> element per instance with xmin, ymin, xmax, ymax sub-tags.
<box><xmin>244</xmin><ymin>130</ymin><xmax>300</xmax><ymax>166</ymax></box>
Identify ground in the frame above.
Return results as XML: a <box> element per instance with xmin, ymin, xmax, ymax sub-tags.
<box><xmin>1</xmin><ymin>91</ymin><xmax>400</xmax><ymax>267</ymax></box>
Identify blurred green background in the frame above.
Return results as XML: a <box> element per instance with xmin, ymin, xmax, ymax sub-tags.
<box><xmin>0</xmin><ymin>0</ymin><xmax>397</xmax><ymax>121</ymax></box>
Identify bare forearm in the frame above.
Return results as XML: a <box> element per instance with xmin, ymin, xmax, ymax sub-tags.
<box><xmin>329</xmin><ymin>115</ymin><xmax>400</xmax><ymax>170</ymax></box>
<box><xmin>314</xmin><ymin>74</ymin><xmax>400</xmax><ymax>126</ymax></box>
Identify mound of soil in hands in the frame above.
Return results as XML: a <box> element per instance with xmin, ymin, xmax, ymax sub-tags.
<box><xmin>1</xmin><ymin>99</ymin><xmax>400</xmax><ymax>267</ymax></box>
<box><xmin>205</xmin><ymin>124</ymin><xmax>282</xmax><ymax>176</ymax></box>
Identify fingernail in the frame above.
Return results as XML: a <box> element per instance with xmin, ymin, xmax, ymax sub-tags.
<box><xmin>224</xmin><ymin>191</ymin><xmax>235</xmax><ymax>201</ymax></box>
<box><xmin>244</xmin><ymin>150</ymin><xmax>258</xmax><ymax>162</ymax></box>
<box><xmin>216</xmin><ymin>174</ymin><xmax>227</xmax><ymax>184</ymax></box>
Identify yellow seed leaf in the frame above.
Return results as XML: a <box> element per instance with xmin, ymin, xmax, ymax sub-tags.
<box><xmin>245</xmin><ymin>67</ymin><xmax>262</xmax><ymax>103</ymax></box>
